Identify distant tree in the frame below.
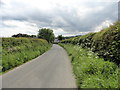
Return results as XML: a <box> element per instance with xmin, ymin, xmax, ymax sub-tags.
<box><xmin>37</xmin><ymin>28</ymin><xmax>55</xmax><ymax>43</ymax></box>
<box><xmin>58</xmin><ymin>35</ymin><xmax>64</xmax><ymax>40</ymax></box>
<box><xmin>12</xmin><ymin>33</ymin><xmax>23</xmax><ymax>37</ymax></box>
<box><xmin>30</xmin><ymin>35</ymin><xmax>36</xmax><ymax>38</ymax></box>
<box><xmin>12</xmin><ymin>33</ymin><xmax>36</xmax><ymax>38</ymax></box>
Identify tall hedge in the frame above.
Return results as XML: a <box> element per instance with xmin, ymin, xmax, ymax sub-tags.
<box><xmin>2</xmin><ymin>38</ymin><xmax>52</xmax><ymax>72</ymax></box>
<box><xmin>61</xmin><ymin>22</ymin><xmax>120</xmax><ymax>65</ymax></box>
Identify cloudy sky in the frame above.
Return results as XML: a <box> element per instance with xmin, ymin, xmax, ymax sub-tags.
<box><xmin>0</xmin><ymin>0</ymin><xmax>119</xmax><ymax>37</ymax></box>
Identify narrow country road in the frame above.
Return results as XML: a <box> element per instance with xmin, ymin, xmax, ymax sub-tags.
<box><xmin>1</xmin><ymin>44</ymin><xmax>77</xmax><ymax>88</ymax></box>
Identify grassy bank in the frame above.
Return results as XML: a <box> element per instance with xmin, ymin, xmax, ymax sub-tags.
<box><xmin>59</xmin><ymin>43</ymin><xmax>119</xmax><ymax>88</ymax></box>
<box><xmin>1</xmin><ymin>37</ymin><xmax>52</xmax><ymax>73</ymax></box>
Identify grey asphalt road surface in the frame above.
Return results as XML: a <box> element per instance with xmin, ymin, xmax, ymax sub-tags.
<box><xmin>1</xmin><ymin>44</ymin><xmax>77</xmax><ymax>88</ymax></box>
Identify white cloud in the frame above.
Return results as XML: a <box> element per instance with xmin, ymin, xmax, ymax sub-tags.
<box><xmin>94</xmin><ymin>20</ymin><xmax>113</xmax><ymax>32</ymax></box>
<box><xmin>1</xmin><ymin>20</ymin><xmax>39</xmax><ymax>37</ymax></box>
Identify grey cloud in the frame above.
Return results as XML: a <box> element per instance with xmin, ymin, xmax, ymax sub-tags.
<box><xmin>0</xmin><ymin>0</ymin><xmax>5</xmax><ymax>7</ymax></box>
<box><xmin>1</xmin><ymin>1</ymin><xmax>118</xmax><ymax>36</ymax></box>
<box><xmin>50</xmin><ymin>2</ymin><xmax>117</xmax><ymax>32</ymax></box>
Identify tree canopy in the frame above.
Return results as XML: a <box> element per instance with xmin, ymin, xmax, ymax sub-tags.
<box><xmin>37</xmin><ymin>28</ymin><xmax>55</xmax><ymax>43</ymax></box>
<box><xmin>58</xmin><ymin>35</ymin><xmax>64</xmax><ymax>40</ymax></box>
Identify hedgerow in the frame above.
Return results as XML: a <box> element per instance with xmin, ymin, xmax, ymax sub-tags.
<box><xmin>61</xmin><ymin>22</ymin><xmax>120</xmax><ymax>65</ymax></box>
<box><xmin>1</xmin><ymin>37</ymin><xmax>52</xmax><ymax>72</ymax></box>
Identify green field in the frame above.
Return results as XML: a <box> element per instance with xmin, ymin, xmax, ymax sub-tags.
<box><xmin>1</xmin><ymin>37</ymin><xmax>52</xmax><ymax>73</ymax></box>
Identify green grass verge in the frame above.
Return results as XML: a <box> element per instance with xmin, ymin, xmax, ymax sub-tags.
<box><xmin>59</xmin><ymin>43</ymin><xmax>119</xmax><ymax>88</ymax></box>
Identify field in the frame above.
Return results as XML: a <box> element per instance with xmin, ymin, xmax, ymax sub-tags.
<box><xmin>1</xmin><ymin>37</ymin><xmax>52</xmax><ymax>73</ymax></box>
<box><xmin>59</xmin><ymin>44</ymin><xmax>119</xmax><ymax>88</ymax></box>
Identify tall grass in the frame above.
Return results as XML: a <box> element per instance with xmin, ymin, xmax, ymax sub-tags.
<box><xmin>1</xmin><ymin>37</ymin><xmax>52</xmax><ymax>73</ymax></box>
<box><xmin>59</xmin><ymin>43</ymin><xmax>119</xmax><ymax>88</ymax></box>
